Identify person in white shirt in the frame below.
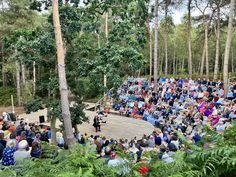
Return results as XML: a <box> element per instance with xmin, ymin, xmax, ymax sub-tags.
<box><xmin>108</xmin><ymin>152</ymin><xmax>121</xmax><ymax>167</ymax></box>
<box><xmin>14</xmin><ymin>140</ymin><xmax>30</xmax><ymax>163</ymax></box>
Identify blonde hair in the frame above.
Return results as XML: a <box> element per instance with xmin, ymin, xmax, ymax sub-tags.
<box><xmin>6</xmin><ymin>140</ymin><xmax>16</xmax><ymax>148</ymax></box>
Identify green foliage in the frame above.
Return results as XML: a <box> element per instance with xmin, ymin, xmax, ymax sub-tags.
<box><xmin>41</xmin><ymin>142</ymin><xmax>59</xmax><ymax>159</ymax></box>
<box><xmin>0</xmin><ymin>125</ymin><xmax>236</xmax><ymax>176</ymax></box>
<box><xmin>46</xmin><ymin>99</ymin><xmax>62</xmax><ymax>122</ymax></box>
<box><xmin>70</xmin><ymin>96</ymin><xmax>89</xmax><ymax>126</ymax></box>
<box><xmin>0</xmin><ymin>144</ymin><xmax>118</xmax><ymax>177</ymax></box>
<box><xmin>24</xmin><ymin>98</ymin><xmax>43</xmax><ymax>114</ymax></box>
<box><xmin>0</xmin><ymin>87</ymin><xmax>16</xmax><ymax>106</ymax></box>
<box><xmin>21</xmin><ymin>80</ymin><xmax>34</xmax><ymax>104</ymax></box>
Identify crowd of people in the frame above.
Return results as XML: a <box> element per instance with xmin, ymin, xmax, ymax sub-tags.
<box><xmin>109</xmin><ymin>77</ymin><xmax>236</xmax><ymax>161</ymax></box>
<box><xmin>0</xmin><ymin>77</ymin><xmax>235</xmax><ymax>169</ymax></box>
<box><xmin>115</xmin><ymin>77</ymin><xmax>235</xmax><ymax>128</ymax></box>
<box><xmin>77</xmin><ymin>77</ymin><xmax>236</xmax><ymax>166</ymax></box>
<box><xmin>0</xmin><ymin>117</ymin><xmax>65</xmax><ymax>166</ymax></box>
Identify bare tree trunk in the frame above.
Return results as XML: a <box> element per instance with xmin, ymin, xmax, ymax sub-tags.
<box><xmin>33</xmin><ymin>61</ymin><xmax>36</xmax><ymax>96</ymax></box>
<box><xmin>52</xmin><ymin>0</ymin><xmax>76</xmax><ymax>149</ymax></box>
<box><xmin>97</xmin><ymin>33</ymin><xmax>100</xmax><ymax>48</ymax></box>
<box><xmin>105</xmin><ymin>12</ymin><xmax>108</xmax><ymax>41</ymax></box>
<box><xmin>149</xmin><ymin>29</ymin><xmax>152</xmax><ymax>81</ymax></box>
<box><xmin>200</xmin><ymin>43</ymin><xmax>206</xmax><ymax>78</ymax></box>
<box><xmin>231</xmin><ymin>46</ymin><xmax>234</xmax><ymax>73</ymax></box>
<box><xmin>213</xmin><ymin>5</ymin><xmax>221</xmax><ymax>81</ymax></box>
<box><xmin>198</xmin><ymin>61</ymin><xmax>201</xmax><ymax>73</ymax></box>
<box><xmin>160</xmin><ymin>55</ymin><xmax>163</xmax><ymax>75</ymax></box>
<box><xmin>164</xmin><ymin>1</ymin><xmax>168</xmax><ymax>76</ymax></box>
<box><xmin>104</xmin><ymin>12</ymin><xmax>108</xmax><ymax>96</ymax></box>
<box><xmin>21</xmin><ymin>62</ymin><xmax>26</xmax><ymax>85</ymax></box>
<box><xmin>50</xmin><ymin>116</ymin><xmax>57</xmax><ymax>145</ymax></box>
<box><xmin>164</xmin><ymin>32</ymin><xmax>168</xmax><ymax>76</ymax></box>
<box><xmin>1</xmin><ymin>41</ymin><xmax>6</xmax><ymax>87</ymax></box>
<box><xmin>153</xmin><ymin>0</ymin><xmax>159</xmax><ymax>84</ymax></box>
<box><xmin>204</xmin><ymin>21</ymin><xmax>209</xmax><ymax>79</ymax></box>
<box><xmin>221</xmin><ymin>53</ymin><xmax>224</xmax><ymax>74</ymax></box>
<box><xmin>223</xmin><ymin>0</ymin><xmax>235</xmax><ymax>97</ymax></box>
<box><xmin>175</xmin><ymin>57</ymin><xmax>178</xmax><ymax>75</ymax></box>
<box><xmin>182</xmin><ymin>58</ymin><xmax>184</xmax><ymax>73</ymax></box>
<box><xmin>188</xmin><ymin>0</ymin><xmax>193</xmax><ymax>77</ymax></box>
<box><xmin>173</xmin><ymin>43</ymin><xmax>176</xmax><ymax>74</ymax></box>
<box><xmin>48</xmin><ymin>70</ymin><xmax>52</xmax><ymax>98</ymax></box>
<box><xmin>16</xmin><ymin>60</ymin><xmax>21</xmax><ymax>106</ymax></box>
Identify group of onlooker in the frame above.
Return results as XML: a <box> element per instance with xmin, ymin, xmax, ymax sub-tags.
<box><xmin>0</xmin><ymin>76</ymin><xmax>235</xmax><ymax>167</ymax></box>
<box><xmin>0</xmin><ymin>118</ymin><xmax>52</xmax><ymax>166</ymax></box>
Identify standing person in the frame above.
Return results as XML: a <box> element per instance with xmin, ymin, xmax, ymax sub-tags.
<box><xmin>96</xmin><ymin>117</ymin><xmax>101</xmax><ymax>132</ymax></box>
<box><xmin>93</xmin><ymin>116</ymin><xmax>98</xmax><ymax>132</ymax></box>
<box><xmin>93</xmin><ymin>116</ymin><xmax>101</xmax><ymax>132</ymax></box>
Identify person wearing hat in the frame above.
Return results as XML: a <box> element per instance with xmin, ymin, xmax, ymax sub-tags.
<box><xmin>14</xmin><ymin>140</ymin><xmax>30</xmax><ymax>163</ymax></box>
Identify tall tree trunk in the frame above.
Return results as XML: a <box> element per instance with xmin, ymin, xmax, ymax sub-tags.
<box><xmin>146</xmin><ymin>16</ymin><xmax>152</xmax><ymax>81</ymax></box>
<box><xmin>213</xmin><ymin>5</ymin><xmax>221</xmax><ymax>81</ymax></box>
<box><xmin>179</xmin><ymin>57</ymin><xmax>182</xmax><ymax>74</ymax></box>
<box><xmin>175</xmin><ymin>57</ymin><xmax>178</xmax><ymax>74</ymax></box>
<box><xmin>173</xmin><ymin>42</ymin><xmax>176</xmax><ymax>74</ymax></box>
<box><xmin>21</xmin><ymin>62</ymin><xmax>26</xmax><ymax>85</ymax></box>
<box><xmin>50</xmin><ymin>115</ymin><xmax>57</xmax><ymax>145</ymax></box>
<box><xmin>198</xmin><ymin>61</ymin><xmax>201</xmax><ymax>73</ymax></box>
<box><xmin>160</xmin><ymin>55</ymin><xmax>163</xmax><ymax>75</ymax></box>
<box><xmin>33</xmin><ymin>61</ymin><xmax>36</xmax><ymax>96</ymax></box>
<box><xmin>164</xmin><ymin>1</ymin><xmax>168</xmax><ymax>76</ymax></box>
<box><xmin>223</xmin><ymin>0</ymin><xmax>235</xmax><ymax>97</ymax></box>
<box><xmin>104</xmin><ymin>12</ymin><xmax>108</xmax><ymax>97</ymax></box>
<box><xmin>52</xmin><ymin>0</ymin><xmax>75</xmax><ymax>149</ymax></box>
<box><xmin>97</xmin><ymin>33</ymin><xmax>100</xmax><ymax>48</ymax></box>
<box><xmin>149</xmin><ymin>29</ymin><xmax>152</xmax><ymax>81</ymax></box>
<box><xmin>164</xmin><ymin>32</ymin><xmax>168</xmax><ymax>76</ymax></box>
<box><xmin>105</xmin><ymin>12</ymin><xmax>108</xmax><ymax>41</ymax></box>
<box><xmin>1</xmin><ymin>41</ymin><xmax>6</xmax><ymax>87</ymax></box>
<box><xmin>231</xmin><ymin>46</ymin><xmax>234</xmax><ymax>73</ymax></box>
<box><xmin>204</xmin><ymin>21</ymin><xmax>209</xmax><ymax>79</ymax></box>
<box><xmin>200</xmin><ymin>43</ymin><xmax>206</xmax><ymax>78</ymax></box>
<box><xmin>188</xmin><ymin>0</ymin><xmax>193</xmax><ymax>77</ymax></box>
<box><xmin>16</xmin><ymin>60</ymin><xmax>21</xmax><ymax>106</ymax></box>
<box><xmin>221</xmin><ymin>53</ymin><xmax>224</xmax><ymax>74</ymax></box>
<box><xmin>153</xmin><ymin>0</ymin><xmax>159</xmax><ymax>83</ymax></box>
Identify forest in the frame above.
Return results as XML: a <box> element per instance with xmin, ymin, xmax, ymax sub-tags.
<box><xmin>0</xmin><ymin>0</ymin><xmax>235</xmax><ymax>106</ymax></box>
<box><xmin>0</xmin><ymin>0</ymin><xmax>235</xmax><ymax>176</ymax></box>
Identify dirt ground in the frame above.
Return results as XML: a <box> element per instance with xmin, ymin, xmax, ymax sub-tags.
<box><xmin>0</xmin><ymin>106</ymin><xmax>25</xmax><ymax>116</ymax></box>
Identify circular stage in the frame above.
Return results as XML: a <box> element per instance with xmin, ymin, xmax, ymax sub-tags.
<box><xmin>19</xmin><ymin>109</ymin><xmax>154</xmax><ymax>140</ymax></box>
<box><xmin>78</xmin><ymin>111</ymin><xmax>155</xmax><ymax>140</ymax></box>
